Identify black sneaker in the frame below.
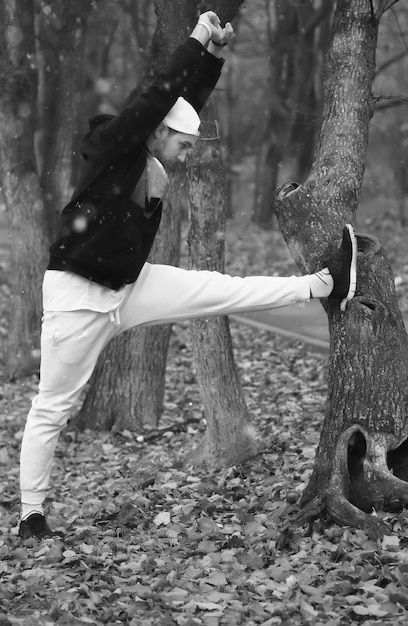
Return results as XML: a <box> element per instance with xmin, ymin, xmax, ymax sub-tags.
<box><xmin>18</xmin><ymin>513</ymin><xmax>64</xmax><ymax>541</ymax></box>
<box><xmin>327</xmin><ymin>224</ymin><xmax>357</xmax><ymax>311</ymax></box>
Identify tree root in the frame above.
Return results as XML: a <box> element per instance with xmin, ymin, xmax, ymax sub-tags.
<box><xmin>325</xmin><ymin>489</ymin><xmax>390</xmax><ymax>540</ymax></box>
<box><xmin>278</xmin><ymin>425</ymin><xmax>408</xmax><ymax>544</ymax></box>
<box><xmin>280</xmin><ymin>490</ymin><xmax>389</xmax><ymax>542</ymax></box>
<box><xmin>375</xmin><ymin>467</ymin><xmax>408</xmax><ymax>511</ymax></box>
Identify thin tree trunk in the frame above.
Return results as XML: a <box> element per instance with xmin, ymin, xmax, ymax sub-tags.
<box><xmin>38</xmin><ymin>0</ymin><xmax>92</xmax><ymax>240</ymax></box>
<box><xmin>0</xmin><ymin>0</ymin><xmax>49</xmax><ymax>379</ymax></box>
<box><xmin>184</xmin><ymin>0</ymin><xmax>254</xmax><ymax>466</ymax></box>
<box><xmin>275</xmin><ymin>0</ymin><xmax>407</xmax><ymax>539</ymax></box>
<box><xmin>253</xmin><ymin>0</ymin><xmax>334</xmax><ymax>226</ymax></box>
<box><xmin>187</xmin><ymin>97</ymin><xmax>257</xmax><ymax>467</ymax></box>
<box><xmin>223</xmin><ymin>35</ymin><xmax>238</xmax><ymax>219</ymax></box>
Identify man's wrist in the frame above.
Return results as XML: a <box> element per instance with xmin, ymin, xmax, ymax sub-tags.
<box><xmin>190</xmin><ymin>22</ymin><xmax>212</xmax><ymax>46</ymax></box>
<box><xmin>207</xmin><ymin>40</ymin><xmax>226</xmax><ymax>58</ymax></box>
<box><xmin>197</xmin><ymin>21</ymin><xmax>212</xmax><ymax>40</ymax></box>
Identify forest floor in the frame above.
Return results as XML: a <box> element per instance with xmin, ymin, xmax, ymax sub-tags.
<box><xmin>1</xmin><ymin>197</ymin><xmax>408</xmax><ymax>625</ymax></box>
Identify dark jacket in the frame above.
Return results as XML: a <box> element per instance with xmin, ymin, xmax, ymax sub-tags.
<box><xmin>48</xmin><ymin>38</ymin><xmax>224</xmax><ymax>290</ymax></box>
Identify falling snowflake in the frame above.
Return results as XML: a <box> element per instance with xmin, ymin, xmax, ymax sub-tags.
<box><xmin>73</xmin><ymin>216</ymin><xmax>88</xmax><ymax>233</ymax></box>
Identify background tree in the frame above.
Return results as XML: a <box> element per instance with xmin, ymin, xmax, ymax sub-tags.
<box><xmin>0</xmin><ymin>0</ymin><xmax>91</xmax><ymax>379</ymax></box>
<box><xmin>252</xmin><ymin>0</ymin><xmax>335</xmax><ymax>225</ymax></box>
<box><xmin>0</xmin><ymin>0</ymin><xmax>47</xmax><ymax>379</ymax></box>
<box><xmin>1</xmin><ymin>0</ymin><xmax>407</xmax><ymax>484</ymax></box>
<box><xmin>274</xmin><ymin>0</ymin><xmax>407</xmax><ymax>539</ymax></box>
<box><xmin>79</xmin><ymin>0</ymin><xmax>260</xmax><ymax>455</ymax></box>
<box><xmin>368</xmin><ymin>10</ymin><xmax>408</xmax><ymax>225</ymax></box>
<box><xmin>186</xmin><ymin>1</ymin><xmax>258</xmax><ymax>466</ymax></box>
<box><xmin>37</xmin><ymin>0</ymin><xmax>92</xmax><ymax>240</ymax></box>
<box><xmin>77</xmin><ymin>0</ymin><xmax>196</xmax><ymax>431</ymax></box>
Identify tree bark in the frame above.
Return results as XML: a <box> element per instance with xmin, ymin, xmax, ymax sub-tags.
<box><xmin>77</xmin><ymin>0</ymin><xmax>194</xmax><ymax>432</ymax></box>
<box><xmin>253</xmin><ymin>0</ymin><xmax>335</xmax><ymax>226</ymax></box>
<box><xmin>275</xmin><ymin>0</ymin><xmax>406</xmax><ymax>539</ymax></box>
<box><xmin>187</xmin><ymin>96</ymin><xmax>257</xmax><ymax>467</ymax></box>
<box><xmin>0</xmin><ymin>0</ymin><xmax>93</xmax><ymax>380</ymax></box>
<box><xmin>38</xmin><ymin>0</ymin><xmax>92</xmax><ymax>240</ymax></box>
<box><xmin>186</xmin><ymin>0</ymin><xmax>257</xmax><ymax>467</ymax></box>
<box><xmin>0</xmin><ymin>0</ymin><xmax>49</xmax><ymax>379</ymax></box>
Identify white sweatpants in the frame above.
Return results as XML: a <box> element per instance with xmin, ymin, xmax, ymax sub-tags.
<box><xmin>20</xmin><ymin>263</ymin><xmax>311</xmax><ymax>509</ymax></box>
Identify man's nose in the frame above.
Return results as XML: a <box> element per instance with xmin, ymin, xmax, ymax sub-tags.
<box><xmin>177</xmin><ymin>152</ymin><xmax>186</xmax><ymax>163</ymax></box>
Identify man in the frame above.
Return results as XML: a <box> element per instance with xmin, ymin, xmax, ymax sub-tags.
<box><xmin>19</xmin><ymin>11</ymin><xmax>357</xmax><ymax>541</ymax></box>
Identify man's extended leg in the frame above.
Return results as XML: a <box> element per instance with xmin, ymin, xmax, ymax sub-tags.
<box><xmin>119</xmin><ymin>267</ymin><xmax>312</xmax><ymax>330</ymax></box>
<box><xmin>19</xmin><ymin>309</ymin><xmax>116</xmax><ymax>539</ymax></box>
<box><xmin>118</xmin><ymin>224</ymin><xmax>357</xmax><ymax>329</ymax></box>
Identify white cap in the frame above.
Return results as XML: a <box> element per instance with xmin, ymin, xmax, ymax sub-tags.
<box><xmin>163</xmin><ymin>97</ymin><xmax>201</xmax><ymax>136</ymax></box>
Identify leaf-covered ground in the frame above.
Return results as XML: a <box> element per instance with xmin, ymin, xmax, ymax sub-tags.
<box><xmin>2</xmin><ymin>324</ymin><xmax>408</xmax><ymax>626</ymax></box>
<box><xmin>2</xmin><ymin>200</ymin><xmax>408</xmax><ymax>625</ymax></box>
<box><xmin>2</xmin><ymin>325</ymin><xmax>408</xmax><ymax>625</ymax></box>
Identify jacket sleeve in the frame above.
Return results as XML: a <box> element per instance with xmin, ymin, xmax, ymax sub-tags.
<box><xmin>80</xmin><ymin>38</ymin><xmax>209</xmax><ymax>162</ymax></box>
<box><xmin>183</xmin><ymin>48</ymin><xmax>224</xmax><ymax>114</ymax></box>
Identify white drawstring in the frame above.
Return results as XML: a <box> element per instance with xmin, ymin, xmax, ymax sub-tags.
<box><xmin>108</xmin><ymin>307</ymin><xmax>121</xmax><ymax>326</ymax></box>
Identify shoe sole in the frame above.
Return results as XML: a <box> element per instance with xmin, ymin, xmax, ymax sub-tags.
<box><xmin>340</xmin><ymin>224</ymin><xmax>357</xmax><ymax>312</ymax></box>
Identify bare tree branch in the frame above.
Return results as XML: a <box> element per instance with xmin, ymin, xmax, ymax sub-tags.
<box><xmin>373</xmin><ymin>93</ymin><xmax>408</xmax><ymax>111</ymax></box>
<box><xmin>372</xmin><ymin>0</ymin><xmax>402</xmax><ymax>18</ymax></box>
<box><xmin>376</xmin><ymin>49</ymin><xmax>408</xmax><ymax>75</ymax></box>
<box><xmin>381</xmin><ymin>0</ymin><xmax>402</xmax><ymax>14</ymax></box>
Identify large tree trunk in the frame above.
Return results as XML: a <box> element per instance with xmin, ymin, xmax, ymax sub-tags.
<box><xmin>187</xmin><ymin>96</ymin><xmax>257</xmax><ymax>467</ymax></box>
<box><xmin>0</xmin><ymin>0</ymin><xmax>49</xmax><ymax>379</ymax></box>
<box><xmin>275</xmin><ymin>0</ymin><xmax>405</xmax><ymax>540</ymax></box>
<box><xmin>0</xmin><ymin>0</ymin><xmax>92</xmax><ymax>380</ymax></box>
<box><xmin>77</xmin><ymin>0</ymin><xmax>196</xmax><ymax>432</ymax></box>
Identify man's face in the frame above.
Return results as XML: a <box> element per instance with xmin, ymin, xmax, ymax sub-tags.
<box><xmin>156</xmin><ymin>130</ymin><xmax>198</xmax><ymax>164</ymax></box>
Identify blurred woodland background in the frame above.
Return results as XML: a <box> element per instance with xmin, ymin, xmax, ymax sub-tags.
<box><xmin>1</xmin><ymin>2</ymin><xmax>407</xmax><ymax>315</ymax></box>
<box><xmin>1</xmin><ymin>0</ymin><xmax>403</xmax><ymax>225</ymax></box>
<box><xmin>0</xmin><ymin>0</ymin><xmax>407</xmax><ymax>434</ymax></box>
<box><xmin>3</xmin><ymin>8</ymin><xmax>408</xmax><ymax>623</ymax></box>
<box><xmin>0</xmin><ymin>0</ymin><xmax>407</xmax><ymax>295</ymax></box>
<box><xmin>64</xmin><ymin>0</ymin><xmax>408</xmax><ymax>225</ymax></box>
<box><xmin>0</xmin><ymin>0</ymin><xmax>406</xmax><ymax>410</ymax></box>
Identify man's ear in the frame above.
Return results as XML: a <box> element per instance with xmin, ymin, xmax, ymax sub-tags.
<box><xmin>155</xmin><ymin>123</ymin><xmax>170</xmax><ymax>139</ymax></box>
